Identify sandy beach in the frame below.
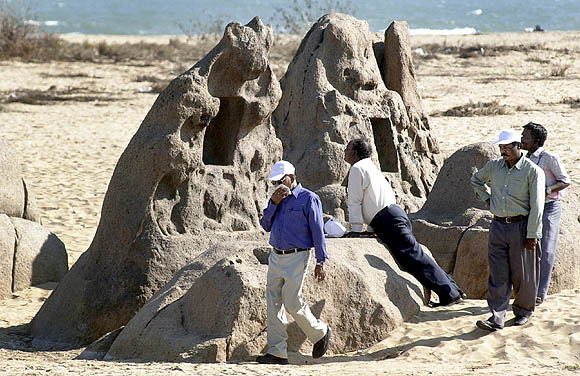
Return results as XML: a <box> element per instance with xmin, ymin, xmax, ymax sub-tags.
<box><xmin>0</xmin><ymin>30</ymin><xmax>579</xmax><ymax>375</ymax></box>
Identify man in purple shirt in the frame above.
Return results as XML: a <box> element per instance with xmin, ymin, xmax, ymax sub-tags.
<box><xmin>256</xmin><ymin>160</ymin><xmax>331</xmax><ymax>365</ymax></box>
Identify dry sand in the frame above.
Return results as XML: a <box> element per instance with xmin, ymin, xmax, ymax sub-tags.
<box><xmin>0</xmin><ymin>30</ymin><xmax>579</xmax><ymax>375</ymax></box>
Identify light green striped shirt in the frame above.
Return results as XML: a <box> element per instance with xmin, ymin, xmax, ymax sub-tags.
<box><xmin>471</xmin><ymin>155</ymin><xmax>545</xmax><ymax>239</ymax></box>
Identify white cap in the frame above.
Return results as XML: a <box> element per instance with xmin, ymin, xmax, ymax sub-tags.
<box><xmin>267</xmin><ymin>160</ymin><xmax>295</xmax><ymax>181</ymax></box>
<box><xmin>494</xmin><ymin>129</ymin><xmax>521</xmax><ymax>145</ymax></box>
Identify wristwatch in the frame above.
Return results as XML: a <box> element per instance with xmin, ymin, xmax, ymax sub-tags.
<box><xmin>546</xmin><ymin>186</ymin><xmax>552</xmax><ymax>195</ymax></box>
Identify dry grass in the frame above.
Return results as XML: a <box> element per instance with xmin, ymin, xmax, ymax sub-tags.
<box><xmin>526</xmin><ymin>56</ymin><xmax>551</xmax><ymax>64</ymax></box>
<box><xmin>414</xmin><ymin>42</ymin><xmax>544</xmax><ymax>60</ymax></box>
<box><xmin>550</xmin><ymin>62</ymin><xmax>571</xmax><ymax>77</ymax></box>
<box><xmin>431</xmin><ymin>100</ymin><xmax>513</xmax><ymax>117</ymax></box>
<box><xmin>562</xmin><ymin>96</ymin><xmax>580</xmax><ymax>108</ymax></box>
<box><xmin>0</xmin><ymin>88</ymin><xmax>125</xmax><ymax>105</ymax></box>
<box><xmin>0</xmin><ymin>4</ymin><xmax>62</xmax><ymax>61</ymax></box>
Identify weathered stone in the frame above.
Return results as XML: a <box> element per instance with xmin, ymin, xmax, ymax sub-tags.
<box><xmin>31</xmin><ymin>17</ymin><xmax>283</xmax><ymax>348</ymax></box>
<box><xmin>104</xmin><ymin>238</ymin><xmax>426</xmax><ymax>362</ymax></box>
<box><xmin>0</xmin><ymin>139</ymin><xmax>25</xmax><ymax>218</ymax></box>
<box><xmin>410</xmin><ymin>219</ymin><xmax>466</xmax><ymax>273</ymax></box>
<box><xmin>548</xmin><ymin>185</ymin><xmax>580</xmax><ymax>295</ymax></box>
<box><xmin>413</xmin><ymin>142</ymin><xmax>580</xmax><ymax>299</ymax></box>
<box><xmin>11</xmin><ymin>217</ymin><xmax>68</xmax><ymax>293</ymax></box>
<box><xmin>75</xmin><ymin>328</ymin><xmax>123</xmax><ymax>361</ymax></box>
<box><xmin>414</xmin><ymin>142</ymin><xmax>499</xmax><ymax>226</ymax></box>
<box><xmin>384</xmin><ymin>21</ymin><xmax>431</xmax><ymax>142</ymax></box>
<box><xmin>0</xmin><ymin>215</ymin><xmax>15</xmax><ymax>300</ymax></box>
<box><xmin>451</xmin><ymin>227</ymin><xmax>489</xmax><ymax>299</ymax></box>
<box><xmin>22</xmin><ymin>179</ymin><xmax>42</xmax><ymax>223</ymax></box>
<box><xmin>272</xmin><ymin>14</ymin><xmax>443</xmax><ymax>218</ymax></box>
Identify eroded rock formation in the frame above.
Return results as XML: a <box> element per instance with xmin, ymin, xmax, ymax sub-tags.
<box><xmin>272</xmin><ymin>15</ymin><xmax>443</xmax><ymax>219</ymax></box>
<box><xmin>0</xmin><ymin>139</ymin><xmax>67</xmax><ymax>300</ymax></box>
<box><xmin>31</xmin><ymin>17</ymin><xmax>282</xmax><ymax>348</ymax></box>
<box><xmin>411</xmin><ymin>142</ymin><xmax>580</xmax><ymax>298</ymax></box>
<box><xmin>100</xmin><ymin>238</ymin><xmax>425</xmax><ymax>362</ymax></box>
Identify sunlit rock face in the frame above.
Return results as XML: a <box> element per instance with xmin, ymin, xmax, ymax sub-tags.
<box><xmin>273</xmin><ymin>14</ymin><xmax>443</xmax><ymax>220</ymax></box>
<box><xmin>31</xmin><ymin>17</ymin><xmax>283</xmax><ymax>348</ymax></box>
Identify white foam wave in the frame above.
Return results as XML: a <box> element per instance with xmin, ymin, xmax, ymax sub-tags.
<box><xmin>24</xmin><ymin>20</ymin><xmax>41</xmax><ymax>26</ymax></box>
<box><xmin>469</xmin><ymin>9</ymin><xmax>483</xmax><ymax>16</ymax></box>
<box><xmin>409</xmin><ymin>27</ymin><xmax>477</xmax><ymax>35</ymax></box>
<box><xmin>24</xmin><ymin>20</ymin><xmax>60</xmax><ymax>27</ymax></box>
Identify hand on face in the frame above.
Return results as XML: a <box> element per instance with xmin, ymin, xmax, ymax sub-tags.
<box><xmin>271</xmin><ymin>186</ymin><xmax>290</xmax><ymax>205</ymax></box>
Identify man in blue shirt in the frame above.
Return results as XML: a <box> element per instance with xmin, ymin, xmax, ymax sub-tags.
<box><xmin>256</xmin><ymin>160</ymin><xmax>331</xmax><ymax>365</ymax></box>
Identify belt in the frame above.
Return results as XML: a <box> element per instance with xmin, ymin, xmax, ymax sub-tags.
<box><xmin>273</xmin><ymin>247</ymin><xmax>309</xmax><ymax>255</ymax></box>
<box><xmin>494</xmin><ymin>215</ymin><xmax>527</xmax><ymax>223</ymax></box>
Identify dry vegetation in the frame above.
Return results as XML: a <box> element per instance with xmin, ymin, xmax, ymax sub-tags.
<box><xmin>562</xmin><ymin>96</ymin><xmax>580</xmax><ymax>108</ymax></box>
<box><xmin>431</xmin><ymin>100</ymin><xmax>514</xmax><ymax>117</ymax></box>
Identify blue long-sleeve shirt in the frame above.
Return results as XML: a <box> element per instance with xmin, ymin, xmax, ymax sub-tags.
<box><xmin>259</xmin><ymin>183</ymin><xmax>328</xmax><ymax>264</ymax></box>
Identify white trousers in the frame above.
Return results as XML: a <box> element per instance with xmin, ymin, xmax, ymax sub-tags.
<box><xmin>266</xmin><ymin>250</ymin><xmax>327</xmax><ymax>359</ymax></box>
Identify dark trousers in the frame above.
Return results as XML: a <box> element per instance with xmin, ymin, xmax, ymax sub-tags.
<box><xmin>370</xmin><ymin>204</ymin><xmax>463</xmax><ymax>303</ymax></box>
<box><xmin>487</xmin><ymin>218</ymin><xmax>540</xmax><ymax>326</ymax></box>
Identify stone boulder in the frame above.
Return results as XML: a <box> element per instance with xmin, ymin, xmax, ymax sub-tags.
<box><xmin>548</xmin><ymin>185</ymin><xmax>580</xmax><ymax>294</ymax></box>
<box><xmin>0</xmin><ymin>215</ymin><xmax>15</xmax><ymax>300</ymax></box>
<box><xmin>0</xmin><ymin>139</ymin><xmax>25</xmax><ymax>218</ymax></box>
<box><xmin>102</xmin><ymin>238</ymin><xmax>425</xmax><ymax>362</ymax></box>
<box><xmin>0</xmin><ymin>214</ymin><xmax>68</xmax><ymax>299</ymax></box>
<box><xmin>0</xmin><ymin>139</ymin><xmax>41</xmax><ymax>222</ymax></box>
<box><xmin>31</xmin><ymin>17</ymin><xmax>283</xmax><ymax>348</ymax></box>
<box><xmin>411</xmin><ymin>142</ymin><xmax>580</xmax><ymax>298</ymax></box>
<box><xmin>272</xmin><ymin>14</ymin><xmax>443</xmax><ymax>219</ymax></box>
<box><xmin>383</xmin><ymin>21</ymin><xmax>431</xmax><ymax>136</ymax></box>
<box><xmin>0</xmin><ymin>139</ymin><xmax>65</xmax><ymax>300</ymax></box>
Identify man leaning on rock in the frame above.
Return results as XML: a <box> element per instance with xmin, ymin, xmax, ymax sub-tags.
<box><xmin>256</xmin><ymin>160</ymin><xmax>331</xmax><ymax>365</ymax></box>
<box><xmin>342</xmin><ymin>138</ymin><xmax>466</xmax><ymax>307</ymax></box>
<box><xmin>471</xmin><ymin>129</ymin><xmax>545</xmax><ymax>331</ymax></box>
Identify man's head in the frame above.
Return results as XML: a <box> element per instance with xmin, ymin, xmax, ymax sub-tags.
<box><xmin>267</xmin><ymin>160</ymin><xmax>296</xmax><ymax>189</ymax></box>
<box><xmin>494</xmin><ymin>129</ymin><xmax>522</xmax><ymax>165</ymax></box>
<box><xmin>521</xmin><ymin>122</ymin><xmax>548</xmax><ymax>151</ymax></box>
<box><xmin>344</xmin><ymin>138</ymin><xmax>372</xmax><ymax>165</ymax></box>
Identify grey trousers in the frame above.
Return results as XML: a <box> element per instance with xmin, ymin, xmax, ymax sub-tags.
<box><xmin>487</xmin><ymin>218</ymin><xmax>540</xmax><ymax>326</ymax></box>
<box><xmin>537</xmin><ymin>200</ymin><xmax>562</xmax><ymax>300</ymax></box>
<box><xmin>265</xmin><ymin>250</ymin><xmax>327</xmax><ymax>359</ymax></box>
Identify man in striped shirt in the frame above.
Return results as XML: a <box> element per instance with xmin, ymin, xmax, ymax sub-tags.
<box><xmin>521</xmin><ymin>122</ymin><xmax>571</xmax><ymax>306</ymax></box>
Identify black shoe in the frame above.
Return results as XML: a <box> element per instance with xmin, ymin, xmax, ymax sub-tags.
<box><xmin>429</xmin><ymin>294</ymin><xmax>463</xmax><ymax>308</ymax></box>
<box><xmin>476</xmin><ymin>319</ymin><xmax>503</xmax><ymax>332</ymax></box>
<box><xmin>514</xmin><ymin>315</ymin><xmax>529</xmax><ymax>326</ymax></box>
<box><xmin>535</xmin><ymin>297</ymin><xmax>543</xmax><ymax>306</ymax></box>
<box><xmin>312</xmin><ymin>326</ymin><xmax>332</xmax><ymax>359</ymax></box>
<box><xmin>256</xmin><ymin>353</ymin><xmax>289</xmax><ymax>365</ymax></box>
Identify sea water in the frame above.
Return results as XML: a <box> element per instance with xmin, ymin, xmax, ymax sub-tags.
<box><xmin>7</xmin><ymin>0</ymin><xmax>580</xmax><ymax>35</ymax></box>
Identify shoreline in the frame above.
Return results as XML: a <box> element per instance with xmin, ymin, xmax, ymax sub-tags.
<box><xmin>57</xmin><ymin>29</ymin><xmax>580</xmax><ymax>47</ymax></box>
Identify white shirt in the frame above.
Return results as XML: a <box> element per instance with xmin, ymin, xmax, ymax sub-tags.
<box><xmin>347</xmin><ymin>158</ymin><xmax>396</xmax><ymax>232</ymax></box>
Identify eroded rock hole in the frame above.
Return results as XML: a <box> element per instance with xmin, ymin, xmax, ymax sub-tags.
<box><xmin>203</xmin><ymin>97</ymin><xmax>245</xmax><ymax>166</ymax></box>
<box><xmin>370</xmin><ymin>117</ymin><xmax>399</xmax><ymax>172</ymax></box>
